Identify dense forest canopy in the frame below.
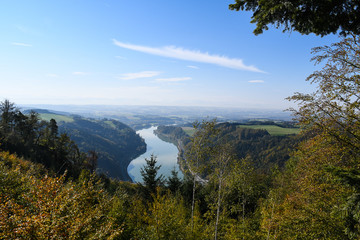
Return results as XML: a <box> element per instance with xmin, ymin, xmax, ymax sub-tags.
<box><xmin>156</xmin><ymin>121</ymin><xmax>300</xmax><ymax>171</ymax></box>
<box><xmin>55</xmin><ymin>115</ymin><xmax>146</xmax><ymax>181</ymax></box>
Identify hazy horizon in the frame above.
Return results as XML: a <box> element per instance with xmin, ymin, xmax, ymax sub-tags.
<box><xmin>19</xmin><ymin>103</ymin><xmax>293</xmax><ymax>122</ymax></box>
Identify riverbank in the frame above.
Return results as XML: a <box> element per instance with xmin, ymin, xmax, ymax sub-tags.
<box><xmin>154</xmin><ymin>127</ymin><xmax>207</xmax><ymax>184</ymax></box>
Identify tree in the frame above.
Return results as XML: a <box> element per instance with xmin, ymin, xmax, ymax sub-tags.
<box><xmin>186</xmin><ymin>119</ymin><xmax>217</xmax><ymax>232</ymax></box>
<box><xmin>287</xmin><ymin>34</ymin><xmax>360</xmax><ymax>157</ymax></box>
<box><xmin>140</xmin><ymin>154</ymin><xmax>164</xmax><ymax>200</ymax></box>
<box><xmin>167</xmin><ymin>167</ymin><xmax>182</xmax><ymax>195</ymax></box>
<box><xmin>258</xmin><ymin>34</ymin><xmax>360</xmax><ymax>239</ymax></box>
<box><xmin>0</xmin><ymin>152</ymin><xmax>123</xmax><ymax>239</ymax></box>
<box><xmin>227</xmin><ymin>157</ymin><xmax>257</xmax><ymax>239</ymax></box>
<box><xmin>326</xmin><ymin>166</ymin><xmax>360</xmax><ymax>238</ymax></box>
<box><xmin>142</xmin><ymin>192</ymin><xmax>189</xmax><ymax>240</ymax></box>
<box><xmin>85</xmin><ymin>150</ymin><xmax>98</xmax><ymax>173</ymax></box>
<box><xmin>258</xmin><ymin>135</ymin><xmax>350</xmax><ymax>239</ymax></box>
<box><xmin>210</xmin><ymin>143</ymin><xmax>234</xmax><ymax>240</ymax></box>
<box><xmin>229</xmin><ymin>0</ymin><xmax>360</xmax><ymax>36</ymax></box>
<box><xmin>0</xmin><ymin>99</ymin><xmax>17</xmax><ymax>134</ymax></box>
<box><xmin>49</xmin><ymin>118</ymin><xmax>58</xmax><ymax>137</ymax></box>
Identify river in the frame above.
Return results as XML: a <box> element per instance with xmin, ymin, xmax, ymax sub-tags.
<box><xmin>127</xmin><ymin>126</ymin><xmax>183</xmax><ymax>183</ymax></box>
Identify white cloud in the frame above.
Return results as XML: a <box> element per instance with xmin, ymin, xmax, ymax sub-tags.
<box><xmin>156</xmin><ymin>77</ymin><xmax>191</xmax><ymax>82</ymax></box>
<box><xmin>115</xmin><ymin>55</ymin><xmax>126</xmax><ymax>59</ymax></box>
<box><xmin>14</xmin><ymin>25</ymin><xmax>41</xmax><ymax>36</ymax></box>
<box><xmin>118</xmin><ymin>71</ymin><xmax>161</xmax><ymax>80</ymax></box>
<box><xmin>248</xmin><ymin>80</ymin><xmax>264</xmax><ymax>83</ymax></box>
<box><xmin>11</xmin><ymin>42</ymin><xmax>32</xmax><ymax>47</ymax></box>
<box><xmin>46</xmin><ymin>74</ymin><xmax>59</xmax><ymax>78</ymax></box>
<box><xmin>15</xmin><ymin>25</ymin><xmax>28</xmax><ymax>33</ymax></box>
<box><xmin>187</xmin><ymin>65</ymin><xmax>199</xmax><ymax>69</ymax></box>
<box><xmin>113</xmin><ymin>40</ymin><xmax>264</xmax><ymax>73</ymax></box>
<box><xmin>73</xmin><ymin>72</ymin><xmax>89</xmax><ymax>76</ymax></box>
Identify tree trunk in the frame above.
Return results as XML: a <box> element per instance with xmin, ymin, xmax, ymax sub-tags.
<box><xmin>215</xmin><ymin>175</ymin><xmax>222</xmax><ymax>240</ymax></box>
<box><xmin>191</xmin><ymin>176</ymin><xmax>196</xmax><ymax>233</ymax></box>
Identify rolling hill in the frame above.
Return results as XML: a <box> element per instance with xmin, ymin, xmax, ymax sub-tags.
<box><xmin>34</xmin><ymin>110</ymin><xmax>146</xmax><ymax>181</ymax></box>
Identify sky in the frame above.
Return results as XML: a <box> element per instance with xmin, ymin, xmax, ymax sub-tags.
<box><xmin>0</xmin><ymin>0</ymin><xmax>341</xmax><ymax>110</ymax></box>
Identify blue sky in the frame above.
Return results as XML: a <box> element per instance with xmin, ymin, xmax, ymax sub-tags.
<box><xmin>0</xmin><ymin>0</ymin><xmax>340</xmax><ymax>110</ymax></box>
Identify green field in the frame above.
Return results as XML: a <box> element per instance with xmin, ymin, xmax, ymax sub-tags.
<box><xmin>104</xmin><ymin>120</ymin><xmax>116</xmax><ymax>129</ymax></box>
<box><xmin>183</xmin><ymin>124</ymin><xmax>300</xmax><ymax>136</ymax></box>
<box><xmin>182</xmin><ymin>127</ymin><xmax>196</xmax><ymax>136</ymax></box>
<box><xmin>39</xmin><ymin>113</ymin><xmax>74</xmax><ymax>123</ymax></box>
<box><xmin>236</xmin><ymin>125</ymin><xmax>300</xmax><ymax>136</ymax></box>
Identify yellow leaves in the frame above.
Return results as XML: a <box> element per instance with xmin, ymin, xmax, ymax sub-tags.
<box><xmin>259</xmin><ymin>133</ymin><xmax>353</xmax><ymax>239</ymax></box>
<box><xmin>0</xmin><ymin>152</ymin><xmax>124</xmax><ymax>239</ymax></box>
<box><xmin>126</xmin><ymin>191</ymin><xmax>202</xmax><ymax>240</ymax></box>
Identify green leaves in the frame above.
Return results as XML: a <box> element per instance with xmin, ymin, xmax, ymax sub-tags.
<box><xmin>229</xmin><ymin>0</ymin><xmax>360</xmax><ymax>36</ymax></box>
<box><xmin>260</xmin><ymin>36</ymin><xmax>360</xmax><ymax>239</ymax></box>
<box><xmin>288</xmin><ymin>35</ymin><xmax>360</xmax><ymax>157</ymax></box>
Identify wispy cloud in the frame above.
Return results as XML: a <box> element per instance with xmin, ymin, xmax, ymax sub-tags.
<box><xmin>112</xmin><ymin>40</ymin><xmax>264</xmax><ymax>73</ymax></box>
<box><xmin>118</xmin><ymin>71</ymin><xmax>161</xmax><ymax>80</ymax></box>
<box><xmin>115</xmin><ymin>55</ymin><xmax>126</xmax><ymax>59</ymax></box>
<box><xmin>11</xmin><ymin>42</ymin><xmax>32</xmax><ymax>47</ymax></box>
<box><xmin>73</xmin><ymin>72</ymin><xmax>89</xmax><ymax>76</ymax></box>
<box><xmin>248</xmin><ymin>80</ymin><xmax>264</xmax><ymax>83</ymax></box>
<box><xmin>14</xmin><ymin>25</ymin><xmax>41</xmax><ymax>36</ymax></box>
<box><xmin>46</xmin><ymin>74</ymin><xmax>59</xmax><ymax>78</ymax></box>
<box><xmin>15</xmin><ymin>25</ymin><xmax>29</xmax><ymax>33</ymax></box>
<box><xmin>155</xmin><ymin>77</ymin><xmax>191</xmax><ymax>82</ymax></box>
<box><xmin>187</xmin><ymin>65</ymin><xmax>199</xmax><ymax>69</ymax></box>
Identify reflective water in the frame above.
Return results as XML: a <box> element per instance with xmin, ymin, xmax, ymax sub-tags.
<box><xmin>127</xmin><ymin>126</ymin><xmax>183</xmax><ymax>183</ymax></box>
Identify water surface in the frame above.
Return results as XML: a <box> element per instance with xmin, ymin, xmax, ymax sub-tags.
<box><xmin>127</xmin><ymin>126</ymin><xmax>183</xmax><ymax>183</ymax></box>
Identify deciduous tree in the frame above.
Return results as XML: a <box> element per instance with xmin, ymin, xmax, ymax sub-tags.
<box><xmin>259</xmin><ymin>34</ymin><xmax>360</xmax><ymax>239</ymax></box>
<box><xmin>186</xmin><ymin>119</ymin><xmax>217</xmax><ymax>232</ymax></box>
<box><xmin>229</xmin><ymin>0</ymin><xmax>360</xmax><ymax>36</ymax></box>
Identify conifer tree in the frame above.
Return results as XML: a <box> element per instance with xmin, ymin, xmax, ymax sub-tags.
<box><xmin>140</xmin><ymin>154</ymin><xmax>164</xmax><ymax>200</ymax></box>
<box><xmin>167</xmin><ymin>167</ymin><xmax>182</xmax><ymax>194</ymax></box>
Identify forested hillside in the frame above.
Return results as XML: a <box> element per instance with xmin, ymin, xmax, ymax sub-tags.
<box><xmin>36</xmin><ymin>111</ymin><xmax>146</xmax><ymax>181</ymax></box>
<box><xmin>156</xmin><ymin>121</ymin><xmax>301</xmax><ymax>172</ymax></box>
<box><xmin>0</xmin><ymin>101</ymin><xmax>95</xmax><ymax>179</ymax></box>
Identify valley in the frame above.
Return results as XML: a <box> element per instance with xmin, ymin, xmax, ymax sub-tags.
<box><xmin>28</xmin><ymin>109</ymin><xmax>147</xmax><ymax>181</ymax></box>
<box><xmin>23</xmin><ymin>105</ymin><xmax>299</xmax><ymax>182</ymax></box>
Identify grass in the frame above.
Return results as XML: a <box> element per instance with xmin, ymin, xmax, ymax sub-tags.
<box><xmin>182</xmin><ymin>127</ymin><xmax>196</xmax><ymax>136</ymax></box>
<box><xmin>182</xmin><ymin>124</ymin><xmax>300</xmax><ymax>137</ymax></box>
<box><xmin>39</xmin><ymin>113</ymin><xmax>74</xmax><ymax>123</ymax></box>
<box><xmin>236</xmin><ymin>125</ymin><xmax>300</xmax><ymax>136</ymax></box>
<box><xmin>104</xmin><ymin>120</ymin><xmax>116</xmax><ymax>129</ymax></box>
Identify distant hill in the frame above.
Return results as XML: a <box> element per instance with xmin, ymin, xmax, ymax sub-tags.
<box><xmin>35</xmin><ymin>111</ymin><xmax>146</xmax><ymax>181</ymax></box>
<box><xmin>155</xmin><ymin>121</ymin><xmax>301</xmax><ymax>175</ymax></box>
